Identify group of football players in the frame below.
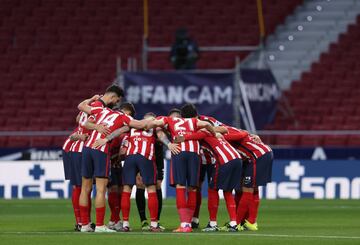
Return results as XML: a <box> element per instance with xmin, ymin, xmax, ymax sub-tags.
<box><xmin>62</xmin><ymin>84</ymin><xmax>273</xmax><ymax>233</ymax></box>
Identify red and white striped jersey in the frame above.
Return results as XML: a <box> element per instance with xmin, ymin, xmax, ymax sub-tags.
<box><xmin>184</xmin><ymin>130</ymin><xmax>241</xmax><ymax>165</ymax></box>
<box><xmin>234</xmin><ymin>135</ymin><xmax>272</xmax><ymax>160</ymax></box>
<box><xmin>86</xmin><ymin>108</ymin><xmax>132</xmax><ymax>153</ymax></box>
<box><xmin>124</xmin><ymin>128</ymin><xmax>156</xmax><ymax>160</ymax></box>
<box><xmin>62</xmin><ymin>127</ymin><xmax>78</xmax><ymax>152</ymax></box>
<box><xmin>69</xmin><ymin>101</ymin><xmax>104</xmax><ymax>153</ymax></box>
<box><xmin>199</xmin><ymin>115</ymin><xmax>272</xmax><ymax>159</ymax></box>
<box><xmin>157</xmin><ymin>116</ymin><xmax>200</xmax><ymax>154</ymax></box>
<box><xmin>200</xmin><ymin>145</ymin><xmax>216</xmax><ymax>165</ymax></box>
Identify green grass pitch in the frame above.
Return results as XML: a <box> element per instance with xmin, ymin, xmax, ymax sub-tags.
<box><xmin>0</xmin><ymin>199</ymin><xmax>359</xmax><ymax>245</ymax></box>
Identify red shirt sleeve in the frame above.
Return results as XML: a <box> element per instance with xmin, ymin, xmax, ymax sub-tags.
<box><xmin>90</xmin><ymin>106</ymin><xmax>103</xmax><ymax>115</ymax></box>
<box><xmin>192</xmin><ymin>118</ymin><xmax>198</xmax><ymax>131</ymax></box>
<box><xmin>121</xmin><ymin>114</ymin><xmax>132</xmax><ymax>126</ymax></box>
<box><xmin>223</xmin><ymin>127</ymin><xmax>249</xmax><ymax>141</ymax></box>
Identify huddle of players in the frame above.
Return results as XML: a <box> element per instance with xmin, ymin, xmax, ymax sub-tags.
<box><xmin>62</xmin><ymin>84</ymin><xmax>273</xmax><ymax>233</ymax></box>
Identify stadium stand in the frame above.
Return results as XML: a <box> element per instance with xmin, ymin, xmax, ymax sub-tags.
<box><xmin>266</xmin><ymin>15</ymin><xmax>360</xmax><ymax>147</ymax></box>
<box><xmin>147</xmin><ymin>0</ymin><xmax>303</xmax><ymax>69</ymax></box>
<box><xmin>0</xmin><ymin>0</ymin><xmax>303</xmax><ymax>147</ymax></box>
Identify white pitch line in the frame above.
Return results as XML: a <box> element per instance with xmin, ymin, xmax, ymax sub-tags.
<box><xmin>0</xmin><ymin>232</ymin><xmax>359</xmax><ymax>240</ymax></box>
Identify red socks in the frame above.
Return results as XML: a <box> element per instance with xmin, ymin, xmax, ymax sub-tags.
<box><xmin>248</xmin><ymin>191</ymin><xmax>260</xmax><ymax>224</ymax></box>
<box><xmin>237</xmin><ymin>192</ymin><xmax>253</xmax><ymax>224</ymax></box>
<box><xmin>193</xmin><ymin>190</ymin><xmax>202</xmax><ymax>218</ymax></box>
<box><xmin>187</xmin><ymin>190</ymin><xmax>197</xmax><ymax>223</ymax></box>
<box><xmin>235</xmin><ymin>191</ymin><xmax>242</xmax><ymax>210</ymax></box>
<box><xmin>95</xmin><ymin>207</ymin><xmax>106</xmax><ymax>226</ymax></box>
<box><xmin>87</xmin><ymin>191</ymin><xmax>92</xmax><ymax>221</ymax></box>
<box><xmin>148</xmin><ymin>192</ymin><xmax>159</xmax><ymax>222</ymax></box>
<box><xmin>176</xmin><ymin>188</ymin><xmax>187</xmax><ymax>223</ymax></box>
<box><xmin>108</xmin><ymin>191</ymin><xmax>120</xmax><ymax>223</ymax></box>
<box><xmin>71</xmin><ymin>186</ymin><xmax>81</xmax><ymax>224</ymax></box>
<box><xmin>79</xmin><ymin>205</ymin><xmax>89</xmax><ymax>225</ymax></box>
<box><xmin>121</xmin><ymin>191</ymin><xmax>131</xmax><ymax>221</ymax></box>
<box><xmin>207</xmin><ymin>188</ymin><xmax>219</xmax><ymax>221</ymax></box>
<box><xmin>223</xmin><ymin>191</ymin><xmax>237</xmax><ymax>222</ymax></box>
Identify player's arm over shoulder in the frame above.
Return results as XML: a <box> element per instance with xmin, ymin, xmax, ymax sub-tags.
<box><xmin>196</xmin><ymin>119</ymin><xmax>216</xmax><ymax>136</ymax></box>
<box><xmin>145</xmin><ymin>116</ymin><xmax>166</xmax><ymax>129</ymax></box>
<box><xmin>77</xmin><ymin>95</ymin><xmax>101</xmax><ymax>114</ymax></box>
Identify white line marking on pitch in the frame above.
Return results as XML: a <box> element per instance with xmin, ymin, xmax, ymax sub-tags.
<box><xmin>0</xmin><ymin>232</ymin><xmax>359</xmax><ymax>240</ymax></box>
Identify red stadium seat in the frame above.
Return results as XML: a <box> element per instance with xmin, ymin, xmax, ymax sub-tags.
<box><xmin>0</xmin><ymin>0</ymin><xmax>304</xmax><ymax>148</ymax></box>
<box><xmin>31</xmin><ymin>136</ymin><xmax>53</xmax><ymax>147</ymax></box>
<box><xmin>299</xmin><ymin>136</ymin><xmax>324</xmax><ymax>146</ymax></box>
<box><xmin>275</xmin><ymin>135</ymin><xmax>299</xmax><ymax>146</ymax></box>
<box><xmin>323</xmin><ymin>136</ymin><xmax>348</xmax><ymax>147</ymax></box>
<box><xmin>7</xmin><ymin>136</ymin><xmax>31</xmax><ymax>148</ymax></box>
<box><xmin>0</xmin><ymin>136</ymin><xmax>8</xmax><ymax>147</ymax></box>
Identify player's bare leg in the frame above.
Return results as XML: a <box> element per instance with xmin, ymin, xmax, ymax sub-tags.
<box><xmin>79</xmin><ymin>177</ymin><xmax>93</xmax><ymax>232</ymax></box>
<box><xmin>94</xmin><ymin>177</ymin><xmax>115</xmax><ymax>232</ymax></box>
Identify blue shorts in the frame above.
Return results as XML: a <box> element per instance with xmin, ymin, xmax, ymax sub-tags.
<box><xmin>81</xmin><ymin>147</ymin><xmax>110</xmax><ymax>178</ymax></box>
<box><xmin>210</xmin><ymin>159</ymin><xmax>243</xmax><ymax>191</ymax></box>
<box><xmin>123</xmin><ymin>154</ymin><xmax>157</xmax><ymax>186</ymax></box>
<box><xmin>62</xmin><ymin>150</ymin><xmax>71</xmax><ymax>180</ymax></box>
<box><xmin>69</xmin><ymin>152</ymin><xmax>82</xmax><ymax>186</ymax></box>
<box><xmin>242</xmin><ymin>159</ymin><xmax>254</xmax><ymax>188</ymax></box>
<box><xmin>109</xmin><ymin>166</ymin><xmax>123</xmax><ymax>187</ymax></box>
<box><xmin>170</xmin><ymin>151</ymin><xmax>200</xmax><ymax>187</ymax></box>
<box><xmin>199</xmin><ymin>164</ymin><xmax>214</xmax><ymax>183</ymax></box>
<box><xmin>255</xmin><ymin>151</ymin><xmax>273</xmax><ymax>186</ymax></box>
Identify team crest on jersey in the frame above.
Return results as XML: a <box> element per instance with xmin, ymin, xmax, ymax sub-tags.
<box><xmin>244</xmin><ymin>176</ymin><xmax>252</xmax><ymax>184</ymax></box>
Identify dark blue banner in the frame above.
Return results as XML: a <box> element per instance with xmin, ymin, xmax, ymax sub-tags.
<box><xmin>123</xmin><ymin>70</ymin><xmax>279</xmax><ymax>130</ymax></box>
<box><xmin>240</xmin><ymin>69</ymin><xmax>280</xmax><ymax>129</ymax></box>
<box><xmin>261</xmin><ymin>160</ymin><xmax>360</xmax><ymax>199</ymax></box>
<box><xmin>164</xmin><ymin>160</ymin><xmax>360</xmax><ymax>199</ymax></box>
<box><xmin>123</xmin><ymin>72</ymin><xmax>234</xmax><ymax>125</ymax></box>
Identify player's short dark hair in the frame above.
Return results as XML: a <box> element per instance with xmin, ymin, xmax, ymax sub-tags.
<box><xmin>105</xmin><ymin>85</ymin><xmax>125</xmax><ymax>98</ymax></box>
<box><xmin>168</xmin><ymin>108</ymin><xmax>181</xmax><ymax>116</ymax></box>
<box><xmin>120</xmin><ymin>102</ymin><xmax>136</xmax><ymax>117</ymax></box>
<box><xmin>144</xmin><ymin>112</ymin><xmax>156</xmax><ymax>118</ymax></box>
<box><xmin>181</xmin><ymin>103</ymin><xmax>198</xmax><ymax>118</ymax></box>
